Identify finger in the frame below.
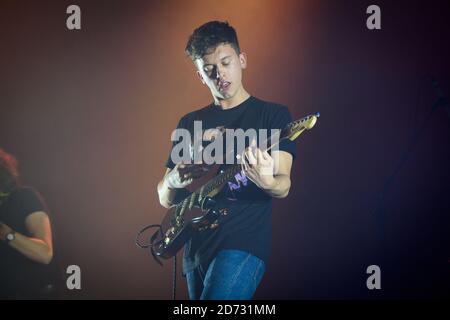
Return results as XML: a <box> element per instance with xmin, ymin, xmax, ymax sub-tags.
<box><xmin>181</xmin><ymin>177</ymin><xmax>193</xmax><ymax>186</ymax></box>
<box><xmin>244</xmin><ymin>149</ymin><xmax>252</xmax><ymax>166</ymax></box>
<box><xmin>242</xmin><ymin>155</ymin><xmax>249</xmax><ymax>172</ymax></box>
<box><xmin>256</xmin><ymin>149</ymin><xmax>265</xmax><ymax>164</ymax></box>
<box><xmin>243</xmin><ymin>149</ymin><xmax>249</xmax><ymax>165</ymax></box>
<box><xmin>251</xmin><ymin>140</ymin><xmax>257</xmax><ymax>158</ymax></box>
<box><xmin>246</xmin><ymin>148</ymin><xmax>257</xmax><ymax>165</ymax></box>
<box><xmin>249</xmin><ymin>138</ymin><xmax>257</xmax><ymax>159</ymax></box>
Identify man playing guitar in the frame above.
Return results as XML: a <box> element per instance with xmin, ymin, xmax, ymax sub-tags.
<box><xmin>157</xmin><ymin>21</ymin><xmax>296</xmax><ymax>300</ymax></box>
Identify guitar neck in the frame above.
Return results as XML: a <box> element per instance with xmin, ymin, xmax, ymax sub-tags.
<box><xmin>195</xmin><ymin>132</ymin><xmax>288</xmax><ymax>199</ymax></box>
<box><xmin>197</xmin><ymin>164</ymin><xmax>241</xmax><ymax>198</ymax></box>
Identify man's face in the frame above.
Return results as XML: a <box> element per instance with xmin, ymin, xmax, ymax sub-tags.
<box><xmin>195</xmin><ymin>43</ymin><xmax>247</xmax><ymax>101</ymax></box>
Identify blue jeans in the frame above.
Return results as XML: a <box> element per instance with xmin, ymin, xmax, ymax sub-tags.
<box><xmin>185</xmin><ymin>249</ymin><xmax>266</xmax><ymax>300</ymax></box>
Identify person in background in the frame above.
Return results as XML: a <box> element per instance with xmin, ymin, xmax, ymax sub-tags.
<box><xmin>0</xmin><ymin>148</ymin><xmax>58</xmax><ymax>299</ymax></box>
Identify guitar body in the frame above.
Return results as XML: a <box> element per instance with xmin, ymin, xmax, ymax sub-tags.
<box><xmin>152</xmin><ymin>198</ymin><xmax>224</xmax><ymax>259</ymax></box>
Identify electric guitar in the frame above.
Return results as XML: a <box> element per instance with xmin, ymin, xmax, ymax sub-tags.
<box><xmin>150</xmin><ymin>112</ymin><xmax>320</xmax><ymax>260</ymax></box>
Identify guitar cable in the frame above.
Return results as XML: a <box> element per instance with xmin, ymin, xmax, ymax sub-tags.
<box><xmin>172</xmin><ymin>254</ymin><xmax>177</xmax><ymax>300</ymax></box>
<box><xmin>135</xmin><ymin>223</ymin><xmax>178</xmax><ymax>300</ymax></box>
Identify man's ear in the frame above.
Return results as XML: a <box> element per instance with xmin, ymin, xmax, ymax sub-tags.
<box><xmin>196</xmin><ymin>70</ymin><xmax>206</xmax><ymax>85</ymax></box>
<box><xmin>239</xmin><ymin>52</ymin><xmax>248</xmax><ymax>69</ymax></box>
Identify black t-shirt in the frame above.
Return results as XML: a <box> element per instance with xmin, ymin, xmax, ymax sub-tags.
<box><xmin>165</xmin><ymin>96</ymin><xmax>297</xmax><ymax>274</ymax></box>
<box><xmin>0</xmin><ymin>187</ymin><xmax>58</xmax><ymax>299</ymax></box>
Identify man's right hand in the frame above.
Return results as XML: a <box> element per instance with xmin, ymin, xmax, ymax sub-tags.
<box><xmin>165</xmin><ymin>163</ymin><xmax>210</xmax><ymax>189</ymax></box>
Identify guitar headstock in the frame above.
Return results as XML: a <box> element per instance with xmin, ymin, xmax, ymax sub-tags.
<box><xmin>283</xmin><ymin>112</ymin><xmax>320</xmax><ymax>141</ymax></box>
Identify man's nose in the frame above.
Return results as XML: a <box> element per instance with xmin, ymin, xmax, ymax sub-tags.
<box><xmin>214</xmin><ymin>65</ymin><xmax>225</xmax><ymax>79</ymax></box>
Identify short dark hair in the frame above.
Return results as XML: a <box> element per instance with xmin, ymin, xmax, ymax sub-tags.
<box><xmin>0</xmin><ymin>148</ymin><xmax>20</xmax><ymax>193</ymax></box>
<box><xmin>185</xmin><ymin>21</ymin><xmax>240</xmax><ymax>60</ymax></box>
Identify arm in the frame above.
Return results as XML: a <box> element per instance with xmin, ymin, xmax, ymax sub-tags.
<box><xmin>157</xmin><ymin>168</ymin><xmax>180</xmax><ymax>208</ymax></box>
<box><xmin>0</xmin><ymin>211</ymin><xmax>53</xmax><ymax>265</ymax></box>
<box><xmin>243</xmin><ymin>149</ymin><xmax>293</xmax><ymax>199</ymax></box>
<box><xmin>261</xmin><ymin>150</ymin><xmax>293</xmax><ymax>198</ymax></box>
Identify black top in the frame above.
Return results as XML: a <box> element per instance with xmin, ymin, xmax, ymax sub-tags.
<box><xmin>166</xmin><ymin>96</ymin><xmax>297</xmax><ymax>274</ymax></box>
<box><xmin>0</xmin><ymin>187</ymin><xmax>58</xmax><ymax>299</ymax></box>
